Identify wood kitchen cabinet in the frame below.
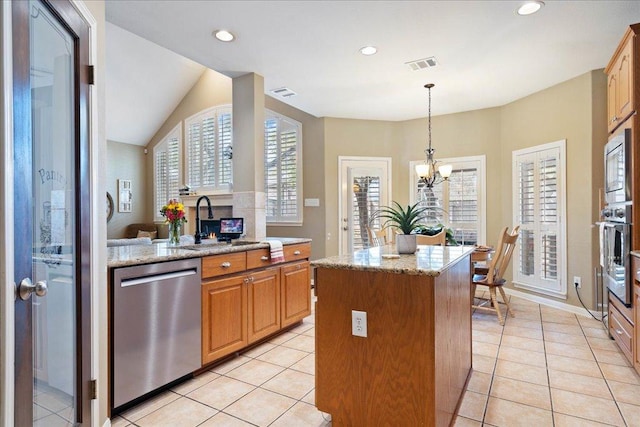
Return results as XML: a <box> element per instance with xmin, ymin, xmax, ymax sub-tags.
<box><xmin>247</xmin><ymin>267</ymin><xmax>281</xmax><ymax>343</ymax></box>
<box><xmin>281</xmin><ymin>261</ymin><xmax>311</xmax><ymax>328</ymax></box>
<box><xmin>606</xmin><ymin>24</ymin><xmax>639</xmax><ymax>133</ymax></box>
<box><xmin>202</xmin><ymin>274</ymin><xmax>248</xmax><ymax>365</ymax></box>
<box><xmin>201</xmin><ymin>242</ymin><xmax>312</xmax><ymax>366</ymax></box>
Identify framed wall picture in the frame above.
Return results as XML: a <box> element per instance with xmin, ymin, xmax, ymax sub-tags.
<box><xmin>118</xmin><ymin>179</ymin><xmax>132</xmax><ymax>212</ymax></box>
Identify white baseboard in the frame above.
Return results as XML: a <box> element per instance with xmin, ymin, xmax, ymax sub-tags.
<box><xmin>503</xmin><ymin>287</ymin><xmax>596</xmax><ymax>318</ymax></box>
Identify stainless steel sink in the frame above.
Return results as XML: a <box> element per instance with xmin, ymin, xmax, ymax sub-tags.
<box><xmin>180</xmin><ymin>242</ymin><xmax>226</xmax><ymax>251</ymax></box>
<box><xmin>231</xmin><ymin>240</ymin><xmax>260</xmax><ymax>246</ymax></box>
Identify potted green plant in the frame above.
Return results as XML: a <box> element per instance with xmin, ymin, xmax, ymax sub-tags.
<box><xmin>378</xmin><ymin>201</ymin><xmax>427</xmax><ymax>254</ymax></box>
<box><xmin>415</xmin><ymin>224</ymin><xmax>458</xmax><ymax>246</ymax></box>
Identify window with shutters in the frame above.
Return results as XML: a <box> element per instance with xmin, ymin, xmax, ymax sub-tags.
<box><xmin>265</xmin><ymin>111</ymin><xmax>302</xmax><ymax>225</ymax></box>
<box><xmin>154</xmin><ymin>124</ymin><xmax>181</xmax><ymax>221</ymax></box>
<box><xmin>512</xmin><ymin>140</ymin><xmax>567</xmax><ymax>298</ymax></box>
<box><xmin>185</xmin><ymin>105</ymin><xmax>233</xmax><ymax>193</ymax></box>
<box><xmin>409</xmin><ymin>156</ymin><xmax>486</xmax><ymax>246</ymax></box>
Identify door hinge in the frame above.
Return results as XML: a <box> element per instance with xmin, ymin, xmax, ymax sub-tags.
<box><xmin>89</xmin><ymin>379</ymin><xmax>97</xmax><ymax>400</ymax></box>
<box><xmin>87</xmin><ymin>65</ymin><xmax>95</xmax><ymax>85</ymax></box>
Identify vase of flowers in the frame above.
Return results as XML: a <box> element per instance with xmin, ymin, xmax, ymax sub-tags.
<box><xmin>160</xmin><ymin>199</ymin><xmax>187</xmax><ymax>246</ymax></box>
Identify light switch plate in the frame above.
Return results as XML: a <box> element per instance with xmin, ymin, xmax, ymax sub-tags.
<box><xmin>304</xmin><ymin>198</ymin><xmax>320</xmax><ymax>207</ymax></box>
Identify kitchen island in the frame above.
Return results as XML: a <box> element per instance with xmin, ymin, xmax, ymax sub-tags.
<box><xmin>312</xmin><ymin>244</ymin><xmax>474</xmax><ymax>427</ymax></box>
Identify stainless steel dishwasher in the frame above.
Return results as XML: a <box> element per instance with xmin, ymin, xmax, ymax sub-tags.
<box><xmin>111</xmin><ymin>258</ymin><xmax>201</xmax><ymax>410</ymax></box>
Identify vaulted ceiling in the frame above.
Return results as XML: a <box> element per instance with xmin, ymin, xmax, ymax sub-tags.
<box><xmin>106</xmin><ymin>1</ymin><xmax>640</xmax><ymax>146</ymax></box>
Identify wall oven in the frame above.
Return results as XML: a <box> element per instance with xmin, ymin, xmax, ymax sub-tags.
<box><xmin>600</xmin><ymin>215</ymin><xmax>632</xmax><ymax>306</ymax></box>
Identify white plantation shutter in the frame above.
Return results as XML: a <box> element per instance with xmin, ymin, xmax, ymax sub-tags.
<box><xmin>154</xmin><ymin>125</ymin><xmax>181</xmax><ymax>221</ymax></box>
<box><xmin>265</xmin><ymin>111</ymin><xmax>302</xmax><ymax>224</ymax></box>
<box><xmin>411</xmin><ymin>156</ymin><xmax>485</xmax><ymax>246</ymax></box>
<box><xmin>218</xmin><ymin>112</ymin><xmax>233</xmax><ymax>185</ymax></box>
<box><xmin>185</xmin><ymin>105</ymin><xmax>232</xmax><ymax>192</ymax></box>
<box><xmin>352</xmin><ymin>175</ymin><xmax>381</xmax><ymax>250</ymax></box>
<box><xmin>513</xmin><ymin>141</ymin><xmax>566</xmax><ymax>298</ymax></box>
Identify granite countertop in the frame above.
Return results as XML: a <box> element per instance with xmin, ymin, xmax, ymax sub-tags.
<box><xmin>631</xmin><ymin>250</ymin><xmax>640</xmax><ymax>258</ymax></box>
<box><xmin>311</xmin><ymin>244</ymin><xmax>475</xmax><ymax>277</ymax></box>
<box><xmin>107</xmin><ymin>237</ymin><xmax>311</xmax><ymax>268</ymax></box>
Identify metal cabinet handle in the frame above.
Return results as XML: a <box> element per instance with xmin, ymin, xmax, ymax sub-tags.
<box><xmin>615</xmin><ymin>329</ymin><xmax>623</xmax><ymax>336</ymax></box>
<box><xmin>294</xmin><ymin>250</ymin><xmax>301</xmax><ymax>255</ymax></box>
<box><xmin>221</xmin><ymin>262</ymin><xmax>231</xmax><ymax>268</ymax></box>
<box><xmin>261</xmin><ymin>256</ymin><xmax>269</xmax><ymax>261</ymax></box>
<box><xmin>250</xmin><ymin>276</ymin><xmax>254</xmax><ymax>283</ymax></box>
<box><xmin>243</xmin><ymin>278</ymin><xmax>250</xmax><ymax>284</ymax></box>
<box><xmin>17</xmin><ymin>278</ymin><xmax>48</xmax><ymax>301</ymax></box>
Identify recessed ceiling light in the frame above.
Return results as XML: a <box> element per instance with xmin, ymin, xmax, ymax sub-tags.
<box><xmin>516</xmin><ymin>1</ymin><xmax>544</xmax><ymax>16</ymax></box>
<box><xmin>214</xmin><ymin>30</ymin><xmax>235</xmax><ymax>42</ymax></box>
<box><xmin>360</xmin><ymin>46</ymin><xmax>377</xmax><ymax>56</ymax></box>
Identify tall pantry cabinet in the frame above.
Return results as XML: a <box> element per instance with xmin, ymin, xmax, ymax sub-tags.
<box><xmin>605</xmin><ymin>23</ymin><xmax>640</xmax><ymax>374</ymax></box>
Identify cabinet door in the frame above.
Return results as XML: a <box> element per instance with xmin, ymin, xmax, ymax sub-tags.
<box><xmin>247</xmin><ymin>268</ymin><xmax>281</xmax><ymax>343</ymax></box>
<box><xmin>281</xmin><ymin>261</ymin><xmax>311</xmax><ymax>328</ymax></box>
<box><xmin>616</xmin><ymin>41</ymin><xmax>633</xmax><ymax>123</ymax></box>
<box><xmin>608</xmin><ymin>72</ymin><xmax>618</xmax><ymax>133</ymax></box>
<box><xmin>202</xmin><ymin>275</ymin><xmax>248</xmax><ymax>364</ymax></box>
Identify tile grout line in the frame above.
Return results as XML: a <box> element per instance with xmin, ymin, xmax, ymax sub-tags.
<box><xmin>578</xmin><ymin>313</ymin><xmax>629</xmax><ymax>427</ymax></box>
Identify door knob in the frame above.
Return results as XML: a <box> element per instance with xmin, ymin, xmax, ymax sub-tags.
<box><xmin>17</xmin><ymin>278</ymin><xmax>48</xmax><ymax>301</ymax></box>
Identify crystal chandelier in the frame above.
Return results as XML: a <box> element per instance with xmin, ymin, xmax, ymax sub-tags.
<box><xmin>415</xmin><ymin>83</ymin><xmax>452</xmax><ymax>188</ymax></box>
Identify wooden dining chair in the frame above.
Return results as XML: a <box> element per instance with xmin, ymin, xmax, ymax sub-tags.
<box><xmin>366</xmin><ymin>227</ymin><xmax>387</xmax><ymax>247</ymax></box>
<box><xmin>472</xmin><ymin>225</ymin><xmax>520</xmax><ymax>325</ymax></box>
<box><xmin>416</xmin><ymin>230</ymin><xmax>446</xmax><ymax>246</ymax></box>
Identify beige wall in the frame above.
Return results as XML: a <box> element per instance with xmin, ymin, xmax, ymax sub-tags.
<box><xmin>500</xmin><ymin>70</ymin><xmax>607</xmax><ymax>308</ymax></box>
<box><xmin>323</xmin><ymin>109</ymin><xmax>503</xmax><ymax>256</ymax></box>
<box><xmin>107</xmin><ymin>141</ymin><xmax>147</xmax><ymax>238</ymax></box>
<box><xmin>265</xmin><ymin>97</ymin><xmax>326</xmax><ymax>260</ymax></box>
<box><xmin>323</xmin><ymin>71</ymin><xmax>605</xmax><ymax>310</ymax></box>
<box><xmin>144</xmin><ymin>69</ymin><xmax>233</xmax><ymax>213</ymax></box>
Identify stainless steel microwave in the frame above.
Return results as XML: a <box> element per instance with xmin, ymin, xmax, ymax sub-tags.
<box><xmin>604</xmin><ymin>127</ymin><xmax>631</xmax><ymax>205</ymax></box>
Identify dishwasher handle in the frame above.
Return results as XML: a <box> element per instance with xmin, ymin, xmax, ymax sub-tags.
<box><xmin>121</xmin><ymin>269</ymin><xmax>197</xmax><ymax>287</ymax></box>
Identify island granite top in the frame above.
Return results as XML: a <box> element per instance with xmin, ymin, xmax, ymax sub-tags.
<box><xmin>311</xmin><ymin>244</ymin><xmax>475</xmax><ymax>277</ymax></box>
<box><xmin>107</xmin><ymin>237</ymin><xmax>311</xmax><ymax>268</ymax></box>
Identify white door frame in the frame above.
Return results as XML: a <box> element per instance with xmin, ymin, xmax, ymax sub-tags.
<box><xmin>338</xmin><ymin>156</ymin><xmax>392</xmax><ymax>255</ymax></box>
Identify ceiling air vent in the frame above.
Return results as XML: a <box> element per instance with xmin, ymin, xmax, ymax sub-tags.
<box><xmin>405</xmin><ymin>57</ymin><xmax>438</xmax><ymax>71</ymax></box>
<box><xmin>270</xmin><ymin>87</ymin><xmax>297</xmax><ymax>98</ymax></box>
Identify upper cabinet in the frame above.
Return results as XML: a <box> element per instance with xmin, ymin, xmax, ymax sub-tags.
<box><xmin>606</xmin><ymin>24</ymin><xmax>640</xmax><ymax>134</ymax></box>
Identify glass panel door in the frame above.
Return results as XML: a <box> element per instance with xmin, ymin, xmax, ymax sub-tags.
<box><xmin>31</xmin><ymin>1</ymin><xmax>77</xmax><ymax>424</ymax></box>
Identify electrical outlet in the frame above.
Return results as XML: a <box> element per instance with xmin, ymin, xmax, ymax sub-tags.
<box><xmin>573</xmin><ymin>276</ymin><xmax>581</xmax><ymax>288</ymax></box>
<box><xmin>352</xmin><ymin>310</ymin><xmax>367</xmax><ymax>337</ymax></box>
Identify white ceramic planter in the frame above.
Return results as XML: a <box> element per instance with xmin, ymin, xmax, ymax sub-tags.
<box><xmin>396</xmin><ymin>234</ymin><xmax>417</xmax><ymax>254</ymax></box>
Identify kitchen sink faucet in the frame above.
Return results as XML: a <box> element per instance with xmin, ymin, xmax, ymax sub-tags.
<box><xmin>194</xmin><ymin>195</ymin><xmax>214</xmax><ymax>244</ymax></box>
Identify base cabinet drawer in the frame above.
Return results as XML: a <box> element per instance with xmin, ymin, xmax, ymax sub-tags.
<box><xmin>202</xmin><ymin>252</ymin><xmax>247</xmax><ymax>278</ymax></box>
<box><xmin>284</xmin><ymin>243</ymin><xmax>311</xmax><ymax>262</ymax></box>
<box><xmin>609</xmin><ymin>303</ymin><xmax>633</xmax><ymax>363</ymax></box>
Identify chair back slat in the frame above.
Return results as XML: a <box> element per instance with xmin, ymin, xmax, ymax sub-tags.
<box><xmin>366</xmin><ymin>227</ymin><xmax>387</xmax><ymax>247</ymax></box>
<box><xmin>486</xmin><ymin>226</ymin><xmax>520</xmax><ymax>284</ymax></box>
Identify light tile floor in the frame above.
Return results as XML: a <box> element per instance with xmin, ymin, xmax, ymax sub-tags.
<box><xmin>109</xmin><ymin>291</ymin><xmax>640</xmax><ymax>427</ymax></box>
